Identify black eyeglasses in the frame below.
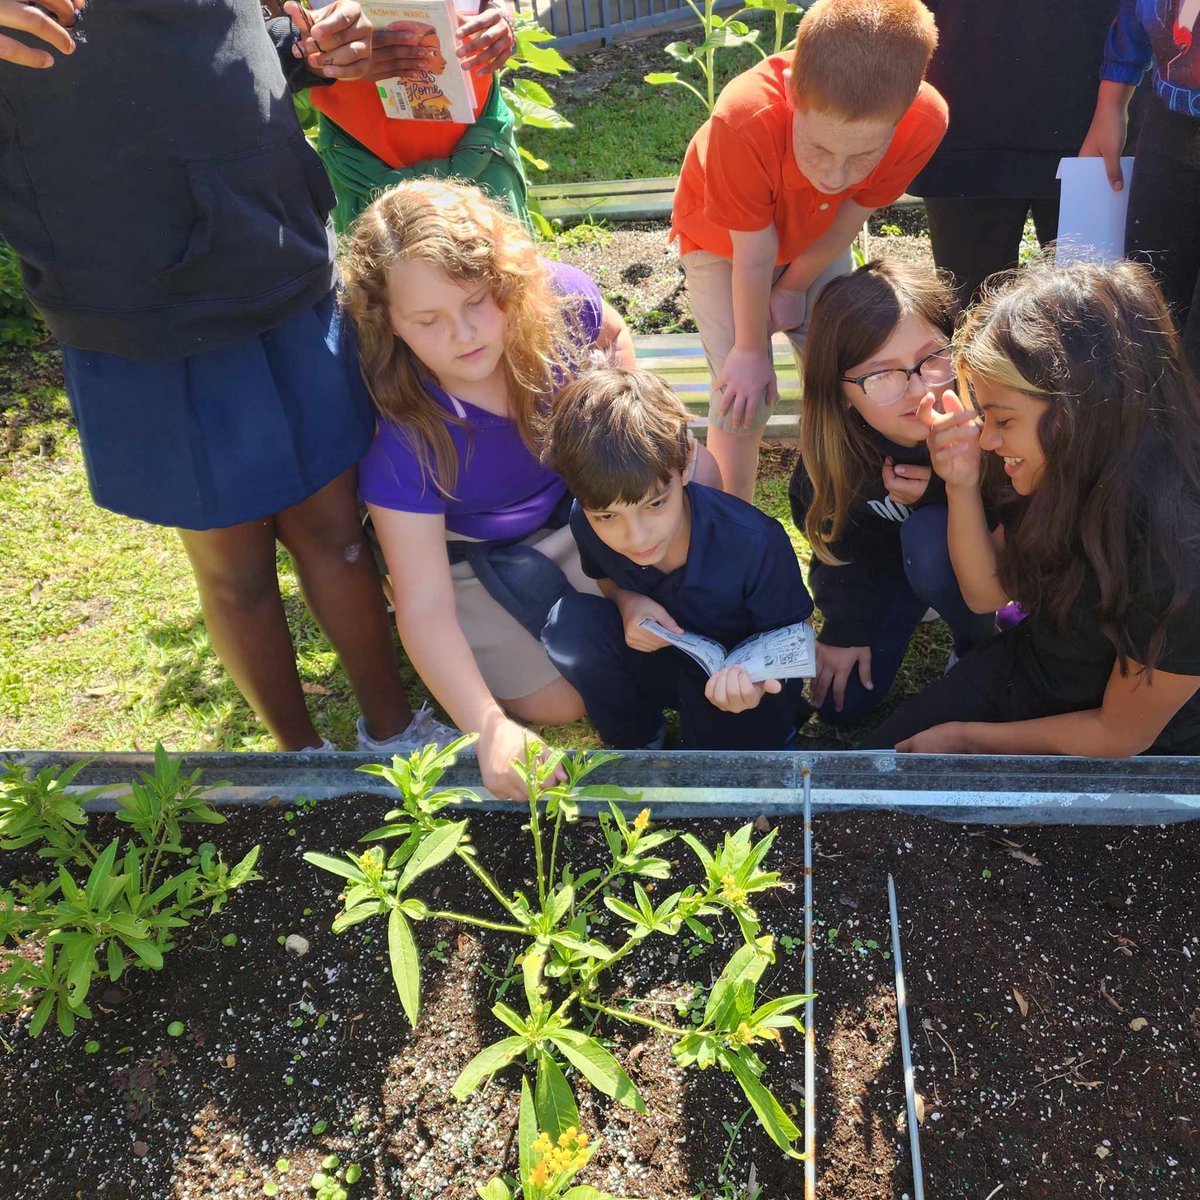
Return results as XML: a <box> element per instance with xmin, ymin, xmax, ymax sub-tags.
<box><xmin>840</xmin><ymin>346</ymin><xmax>955</xmax><ymax>406</ymax></box>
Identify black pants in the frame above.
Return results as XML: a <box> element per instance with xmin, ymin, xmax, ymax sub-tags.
<box><xmin>861</xmin><ymin>632</ymin><xmax>1031</xmax><ymax>750</ymax></box>
<box><xmin>924</xmin><ymin>196</ymin><xmax>1059</xmax><ymax>308</ymax></box>
<box><xmin>542</xmin><ymin>591</ymin><xmax>810</xmax><ymax>749</ymax></box>
<box><xmin>1126</xmin><ymin>99</ymin><xmax>1200</xmax><ymax>372</ymax></box>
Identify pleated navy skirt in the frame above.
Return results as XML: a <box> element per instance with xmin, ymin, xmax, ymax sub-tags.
<box><xmin>60</xmin><ymin>291</ymin><xmax>376</xmax><ymax>530</ymax></box>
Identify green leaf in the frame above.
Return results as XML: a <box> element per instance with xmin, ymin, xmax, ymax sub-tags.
<box><xmin>720</xmin><ymin>1047</ymin><xmax>803</xmax><ymax>1158</ymax></box>
<box><xmin>388</xmin><ymin>908</ymin><xmax>420</xmax><ymax>1026</ymax></box>
<box><xmin>503</xmin><ymin>88</ymin><xmax>573</xmax><ymax>131</ymax></box>
<box><xmin>476</xmin><ymin>1181</ymin><xmax>512</xmax><ymax>1200</ymax></box>
<box><xmin>704</xmin><ymin>937</ymin><xmax>772</xmax><ymax>1029</ymax></box>
<box><xmin>65</xmin><ymin>935</ymin><xmax>97</xmax><ymax>1007</ymax></box>
<box><xmin>302</xmin><ymin>852</ymin><xmax>367</xmax><ymax>883</ymax></box>
<box><xmin>535</xmin><ymin>1052</ymin><xmax>579</xmax><ymax>1140</ymax></box>
<box><xmin>518</xmin><ymin>1074</ymin><xmax>537</xmax><ymax>1185</ymax></box>
<box><xmin>451</xmin><ymin>1036</ymin><xmax>526</xmax><ymax>1101</ymax></box>
<box><xmin>560</xmin><ymin>1189</ymin><xmax>610</xmax><ymax>1200</ymax></box>
<box><xmin>663</xmin><ymin>41</ymin><xmax>696</xmax><ymax>63</ymax></box>
<box><xmin>519</xmin><ymin>146</ymin><xmax>550</xmax><ymax>173</ymax></box>
<box><xmin>549</xmin><ymin>1030</ymin><xmax>645</xmax><ymax>1113</ymax></box>
<box><xmin>492</xmin><ymin>1002</ymin><xmax>529</xmax><ymax>1036</ymax></box>
<box><xmin>228</xmin><ymin>845</ymin><xmax>261</xmax><ymax>889</ymax></box>
<box><xmin>645</xmin><ymin>71</ymin><xmax>684</xmax><ymax>86</ymax></box>
<box><xmin>29</xmin><ymin>991</ymin><xmax>54</xmax><ymax>1038</ymax></box>
<box><xmin>680</xmin><ymin>832</ymin><xmax>714</xmax><ymax>874</ymax></box>
<box><xmin>396</xmin><ymin>820</ymin><xmax>467</xmax><ymax>894</ymax></box>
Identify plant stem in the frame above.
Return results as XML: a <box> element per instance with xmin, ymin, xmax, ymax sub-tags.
<box><xmin>455</xmin><ymin>847</ymin><xmax>523</xmax><ymax>923</ymax></box>
<box><xmin>548</xmin><ymin>804</ymin><xmax>564</xmax><ymax>896</ymax></box>
<box><xmin>576</xmin><ymin>870</ymin><xmax>616</xmax><ymax>913</ymax></box>
<box><xmin>426</xmin><ymin>910</ymin><xmax>527</xmax><ymax>935</ymax></box>
<box><xmin>529</xmin><ymin>785</ymin><xmax>546</xmax><ymax>910</ymax></box>
<box><xmin>580</xmin><ymin>998</ymin><xmax>690</xmax><ymax>1039</ymax></box>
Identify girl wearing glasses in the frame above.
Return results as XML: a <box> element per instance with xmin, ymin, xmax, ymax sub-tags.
<box><xmin>867</xmin><ymin>259</ymin><xmax>1200</xmax><ymax>757</ymax></box>
<box><xmin>789</xmin><ymin>261</ymin><xmax>996</xmax><ymax>726</ymax></box>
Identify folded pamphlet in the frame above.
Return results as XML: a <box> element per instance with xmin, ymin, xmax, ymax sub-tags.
<box><xmin>639</xmin><ymin>620</ymin><xmax>816</xmax><ymax>683</ymax></box>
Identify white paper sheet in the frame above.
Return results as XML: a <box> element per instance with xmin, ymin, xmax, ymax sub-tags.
<box><xmin>1055</xmin><ymin>156</ymin><xmax>1136</xmax><ymax>265</ymax></box>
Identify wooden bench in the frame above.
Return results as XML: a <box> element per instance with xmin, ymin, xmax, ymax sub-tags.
<box><xmin>633</xmin><ymin>332</ymin><xmax>803</xmax><ymax>436</ymax></box>
<box><xmin>529</xmin><ymin>176</ymin><xmax>923</xmax><ymax>225</ymax></box>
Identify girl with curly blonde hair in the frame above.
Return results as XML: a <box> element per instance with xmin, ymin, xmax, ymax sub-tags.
<box><xmin>342</xmin><ymin>179</ymin><xmax>634</xmax><ymax>800</ymax></box>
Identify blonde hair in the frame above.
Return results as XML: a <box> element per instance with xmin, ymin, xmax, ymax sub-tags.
<box><xmin>543</xmin><ymin>368</ymin><xmax>692</xmax><ymax>510</ymax></box>
<box><xmin>801</xmin><ymin>261</ymin><xmax>956</xmax><ymax>565</ymax></box>
<box><xmin>789</xmin><ymin>0</ymin><xmax>938</xmax><ymax>121</ymax></box>
<box><xmin>340</xmin><ymin>179</ymin><xmax>585</xmax><ymax>496</ymax></box>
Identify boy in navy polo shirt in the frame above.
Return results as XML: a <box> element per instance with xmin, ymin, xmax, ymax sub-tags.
<box><xmin>541</xmin><ymin>368</ymin><xmax>814</xmax><ymax>749</ymax></box>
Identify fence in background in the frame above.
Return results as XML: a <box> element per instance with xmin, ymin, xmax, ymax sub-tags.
<box><xmin>519</xmin><ymin>0</ymin><xmax>740</xmax><ymax>50</ymax></box>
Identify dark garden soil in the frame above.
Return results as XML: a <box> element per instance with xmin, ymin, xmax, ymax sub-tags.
<box><xmin>2</xmin><ymin>801</ymin><xmax>1196</xmax><ymax>1200</ymax></box>
<box><xmin>550</xmin><ymin>210</ymin><xmax>933</xmax><ymax>338</ymax></box>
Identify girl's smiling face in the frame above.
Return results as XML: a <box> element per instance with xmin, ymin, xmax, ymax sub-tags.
<box><xmin>387</xmin><ymin>259</ymin><xmax>508</xmax><ymax>399</ymax></box>
<box><xmin>970</xmin><ymin>374</ymin><xmax>1049</xmax><ymax>495</ymax></box>
<box><xmin>841</xmin><ymin>314</ymin><xmax>952</xmax><ymax>447</ymax></box>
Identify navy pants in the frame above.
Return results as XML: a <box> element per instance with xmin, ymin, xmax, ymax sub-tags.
<box><xmin>542</xmin><ymin>593</ymin><xmax>810</xmax><ymax>750</ymax></box>
<box><xmin>819</xmin><ymin>506</ymin><xmax>996</xmax><ymax>727</ymax></box>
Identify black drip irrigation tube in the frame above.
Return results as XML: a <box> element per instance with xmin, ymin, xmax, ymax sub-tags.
<box><xmin>5</xmin><ymin>748</ymin><xmax>1200</xmax><ymax>824</ymax></box>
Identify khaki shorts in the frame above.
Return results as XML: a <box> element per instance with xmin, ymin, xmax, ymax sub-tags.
<box><xmin>681</xmin><ymin>247</ymin><xmax>855</xmax><ymax>435</ymax></box>
<box><xmin>448</xmin><ymin>523</ymin><xmax>602</xmax><ymax>702</ymax></box>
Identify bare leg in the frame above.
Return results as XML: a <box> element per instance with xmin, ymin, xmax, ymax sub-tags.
<box><xmin>705</xmin><ymin>425</ymin><xmax>763</xmax><ymax>503</ymax></box>
<box><xmin>500</xmin><ymin>676</ymin><xmax>586</xmax><ymax>726</ymax></box>
<box><xmin>275</xmin><ymin>467</ymin><xmax>413</xmax><ymax>741</ymax></box>
<box><xmin>178</xmin><ymin>517</ymin><xmax>320</xmax><ymax>751</ymax></box>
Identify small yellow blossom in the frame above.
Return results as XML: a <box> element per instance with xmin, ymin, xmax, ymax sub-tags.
<box><xmin>633</xmin><ymin>808</ymin><xmax>651</xmax><ymax>832</ymax></box>
<box><xmin>719</xmin><ymin>873</ymin><xmax>748</xmax><ymax>905</ymax></box>
<box><xmin>529</xmin><ymin>1161</ymin><xmax>549</xmax><ymax>1187</ymax></box>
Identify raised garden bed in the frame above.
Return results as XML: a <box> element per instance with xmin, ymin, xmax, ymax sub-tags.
<box><xmin>2</xmin><ymin>751</ymin><xmax>1197</xmax><ymax>1200</ymax></box>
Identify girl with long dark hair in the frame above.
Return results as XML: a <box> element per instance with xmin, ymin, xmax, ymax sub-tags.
<box><xmin>869</xmin><ymin>259</ymin><xmax>1200</xmax><ymax>755</ymax></box>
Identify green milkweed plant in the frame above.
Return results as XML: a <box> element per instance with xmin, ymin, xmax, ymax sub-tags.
<box><xmin>0</xmin><ymin>746</ymin><xmax>261</xmax><ymax>1037</ymax></box>
<box><xmin>306</xmin><ymin>737</ymin><xmax>812</xmax><ymax>1171</ymax></box>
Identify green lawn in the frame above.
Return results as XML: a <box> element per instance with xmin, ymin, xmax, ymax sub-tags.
<box><xmin>519</xmin><ymin>15</ymin><xmax>786</xmax><ymax>184</ymax></box>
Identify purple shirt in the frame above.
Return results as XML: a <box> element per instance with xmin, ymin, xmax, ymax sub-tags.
<box><xmin>358</xmin><ymin>259</ymin><xmax>603</xmax><ymax>540</ymax></box>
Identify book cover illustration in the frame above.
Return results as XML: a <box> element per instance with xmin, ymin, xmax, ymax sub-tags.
<box><xmin>360</xmin><ymin>0</ymin><xmax>475</xmax><ymax>123</ymax></box>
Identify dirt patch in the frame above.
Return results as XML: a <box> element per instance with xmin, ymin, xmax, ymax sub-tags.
<box><xmin>2</xmin><ymin>801</ymin><xmax>1196</xmax><ymax>1200</ymax></box>
<box><xmin>550</xmin><ymin>215</ymin><xmax>933</xmax><ymax>337</ymax></box>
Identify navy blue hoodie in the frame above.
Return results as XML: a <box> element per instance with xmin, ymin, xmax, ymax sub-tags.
<box><xmin>0</xmin><ymin>1</ymin><xmax>336</xmax><ymax>359</ymax></box>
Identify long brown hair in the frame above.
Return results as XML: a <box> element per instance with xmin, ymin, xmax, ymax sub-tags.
<box><xmin>801</xmin><ymin>260</ymin><xmax>957</xmax><ymax>565</ymax></box>
<box><xmin>957</xmin><ymin>258</ymin><xmax>1200</xmax><ymax>674</ymax></box>
<box><xmin>340</xmin><ymin>179</ymin><xmax>585</xmax><ymax>496</ymax></box>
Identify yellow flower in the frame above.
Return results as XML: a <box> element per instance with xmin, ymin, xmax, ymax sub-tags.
<box><xmin>557</xmin><ymin>1125</ymin><xmax>578</xmax><ymax>1148</ymax></box>
<box><xmin>529</xmin><ymin>1161</ymin><xmax>549</xmax><ymax>1187</ymax></box>
<box><xmin>719</xmin><ymin>873</ymin><xmax>747</xmax><ymax>905</ymax></box>
<box><xmin>633</xmin><ymin>808</ymin><xmax>651</xmax><ymax>832</ymax></box>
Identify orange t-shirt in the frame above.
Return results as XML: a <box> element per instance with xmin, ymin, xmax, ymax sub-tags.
<box><xmin>671</xmin><ymin>55</ymin><xmax>948</xmax><ymax>263</ymax></box>
<box><xmin>311</xmin><ymin>69</ymin><xmax>492</xmax><ymax>168</ymax></box>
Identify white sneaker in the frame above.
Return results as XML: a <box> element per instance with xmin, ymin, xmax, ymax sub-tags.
<box><xmin>356</xmin><ymin>704</ymin><xmax>461</xmax><ymax>755</ymax></box>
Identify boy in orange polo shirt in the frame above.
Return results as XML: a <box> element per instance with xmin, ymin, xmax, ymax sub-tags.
<box><xmin>672</xmin><ymin>0</ymin><xmax>947</xmax><ymax>500</ymax></box>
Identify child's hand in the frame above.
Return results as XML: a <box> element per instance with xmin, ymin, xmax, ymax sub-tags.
<box><xmin>716</xmin><ymin>348</ymin><xmax>777</xmax><ymax>431</ymax></box>
<box><xmin>811</xmin><ymin>642</ymin><xmax>871</xmax><ymax>713</ymax></box>
<box><xmin>767</xmin><ymin>283</ymin><xmax>807</xmax><ymax>335</ymax></box>
<box><xmin>615</xmin><ymin>592</ymin><xmax>682</xmax><ymax>653</ymax></box>
<box><xmin>917</xmin><ymin>388</ymin><xmax>983</xmax><ymax>491</ymax></box>
<box><xmin>705</xmin><ymin>665</ymin><xmax>780</xmax><ymax>714</ymax></box>
<box><xmin>0</xmin><ymin>0</ymin><xmax>82</xmax><ymax>68</ymax></box>
<box><xmin>477</xmin><ymin>714</ymin><xmax>564</xmax><ymax>803</ymax></box>
<box><xmin>457</xmin><ymin>0</ymin><xmax>515</xmax><ymax>76</ymax></box>
<box><xmin>882</xmin><ymin>456</ymin><xmax>931</xmax><ymax>507</ymax></box>
<box><xmin>286</xmin><ymin>0</ymin><xmax>372</xmax><ymax>80</ymax></box>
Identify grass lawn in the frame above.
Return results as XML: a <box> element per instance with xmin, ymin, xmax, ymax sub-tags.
<box><xmin>520</xmin><ymin>14</ymin><xmax>788</xmax><ymax>184</ymax></box>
